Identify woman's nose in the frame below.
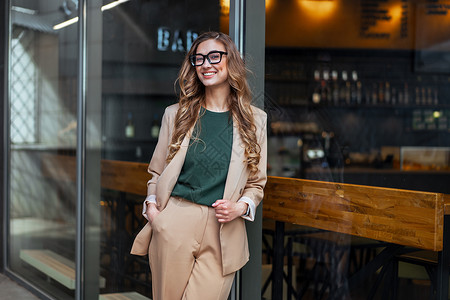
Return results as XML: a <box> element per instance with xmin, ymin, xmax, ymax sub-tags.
<box><xmin>202</xmin><ymin>58</ymin><xmax>212</xmax><ymax>67</ymax></box>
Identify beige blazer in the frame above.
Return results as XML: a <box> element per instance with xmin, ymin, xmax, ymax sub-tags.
<box><xmin>130</xmin><ymin>103</ymin><xmax>267</xmax><ymax>275</ymax></box>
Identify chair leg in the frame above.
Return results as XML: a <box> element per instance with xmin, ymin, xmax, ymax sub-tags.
<box><xmin>391</xmin><ymin>259</ymin><xmax>399</xmax><ymax>300</ymax></box>
<box><xmin>287</xmin><ymin>238</ymin><xmax>295</xmax><ymax>300</ymax></box>
<box><xmin>367</xmin><ymin>260</ymin><xmax>390</xmax><ymax>300</ymax></box>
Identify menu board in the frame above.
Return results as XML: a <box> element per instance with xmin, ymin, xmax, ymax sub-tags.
<box><xmin>265</xmin><ymin>0</ymin><xmax>450</xmax><ymax>50</ymax></box>
<box><xmin>360</xmin><ymin>0</ymin><xmax>409</xmax><ymax>39</ymax></box>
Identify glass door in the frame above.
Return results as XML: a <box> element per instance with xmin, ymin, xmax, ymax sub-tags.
<box><xmin>6</xmin><ymin>0</ymin><xmax>78</xmax><ymax>299</ymax></box>
<box><xmin>6</xmin><ymin>1</ymin><xmax>259</xmax><ymax>299</ymax></box>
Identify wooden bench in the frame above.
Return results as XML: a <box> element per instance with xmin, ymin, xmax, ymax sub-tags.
<box><xmin>19</xmin><ymin>249</ymin><xmax>106</xmax><ymax>289</ymax></box>
<box><xmin>99</xmin><ymin>292</ymin><xmax>151</xmax><ymax>300</ymax></box>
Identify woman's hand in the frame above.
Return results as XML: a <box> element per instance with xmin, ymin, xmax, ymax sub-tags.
<box><xmin>145</xmin><ymin>202</ymin><xmax>160</xmax><ymax>224</ymax></box>
<box><xmin>212</xmin><ymin>199</ymin><xmax>248</xmax><ymax>223</ymax></box>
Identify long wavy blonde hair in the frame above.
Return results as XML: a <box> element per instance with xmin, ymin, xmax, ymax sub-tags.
<box><xmin>167</xmin><ymin>31</ymin><xmax>261</xmax><ymax>174</ymax></box>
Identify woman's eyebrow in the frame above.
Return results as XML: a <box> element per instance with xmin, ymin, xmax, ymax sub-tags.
<box><xmin>196</xmin><ymin>50</ymin><xmax>224</xmax><ymax>54</ymax></box>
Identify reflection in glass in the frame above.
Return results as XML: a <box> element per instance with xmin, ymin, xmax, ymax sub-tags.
<box><xmin>94</xmin><ymin>1</ymin><xmax>226</xmax><ymax>299</ymax></box>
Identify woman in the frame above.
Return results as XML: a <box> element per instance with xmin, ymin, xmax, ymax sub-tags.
<box><xmin>131</xmin><ymin>31</ymin><xmax>267</xmax><ymax>300</ymax></box>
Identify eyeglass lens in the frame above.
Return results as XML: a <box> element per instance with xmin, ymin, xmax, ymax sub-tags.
<box><xmin>191</xmin><ymin>51</ymin><xmax>226</xmax><ymax>66</ymax></box>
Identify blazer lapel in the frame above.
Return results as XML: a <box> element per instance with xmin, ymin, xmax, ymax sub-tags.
<box><xmin>155</xmin><ymin>130</ymin><xmax>191</xmax><ymax>209</ymax></box>
<box><xmin>223</xmin><ymin>119</ymin><xmax>247</xmax><ymax>201</ymax></box>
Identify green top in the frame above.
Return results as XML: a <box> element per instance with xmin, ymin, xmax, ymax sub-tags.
<box><xmin>171</xmin><ymin>108</ymin><xmax>233</xmax><ymax>206</ymax></box>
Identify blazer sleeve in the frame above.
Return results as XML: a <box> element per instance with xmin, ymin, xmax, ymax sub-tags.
<box><xmin>240</xmin><ymin>110</ymin><xmax>267</xmax><ymax>216</ymax></box>
<box><xmin>146</xmin><ymin>107</ymin><xmax>172</xmax><ymax>202</ymax></box>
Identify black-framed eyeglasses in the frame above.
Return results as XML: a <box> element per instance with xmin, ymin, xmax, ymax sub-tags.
<box><xmin>190</xmin><ymin>51</ymin><xmax>228</xmax><ymax>66</ymax></box>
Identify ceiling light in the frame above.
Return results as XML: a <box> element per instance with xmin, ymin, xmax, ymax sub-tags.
<box><xmin>12</xmin><ymin>6</ymin><xmax>37</xmax><ymax>15</ymax></box>
<box><xmin>53</xmin><ymin>17</ymin><xmax>79</xmax><ymax>30</ymax></box>
<box><xmin>53</xmin><ymin>0</ymin><xmax>130</xmax><ymax>30</ymax></box>
<box><xmin>101</xmin><ymin>0</ymin><xmax>130</xmax><ymax>11</ymax></box>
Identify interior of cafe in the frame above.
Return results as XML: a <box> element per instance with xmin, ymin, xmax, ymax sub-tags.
<box><xmin>3</xmin><ymin>0</ymin><xmax>450</xmax><ymax>299</ymax></box>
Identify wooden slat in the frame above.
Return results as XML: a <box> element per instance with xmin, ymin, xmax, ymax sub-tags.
<box><xmin>263</xmin><ymin>176</ymin><xmax>445</xmax><ymax>251</ymax></box>
<box><xmin>398</xmin><ymin>250</ymin><xmax>439</xmax><ymax>265</ymax></box>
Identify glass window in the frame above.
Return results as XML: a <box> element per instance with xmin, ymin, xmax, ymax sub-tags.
<box><xmin>264</xmin><ymin>0</ymin><xmax>450</xmax><ymax>299</ymax></box>
<box><xmin>265</xmin><ymin>0</ymin><xmax>450</xmax><ymax>191</ymax></box>
<box><xmin>10</xmin><ymin>27</ymin><xmax>37</xmax><ymax>144</ymax></box>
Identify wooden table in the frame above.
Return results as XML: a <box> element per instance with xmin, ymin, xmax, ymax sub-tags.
<box><xmin>263</xmin><ymin>176</ymin><xmax>450</xmax><ymax>299</ymax></box>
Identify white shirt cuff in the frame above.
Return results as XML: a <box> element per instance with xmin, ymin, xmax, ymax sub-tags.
<box><xmin>238</xmin><ymin>196</ymin><xmax>255</xmax><ymax>221</ymax></box>
<box><xmin>142</xmin><ymin>195</ymin><xmax>156</xmax><ymax>220</ymax></box>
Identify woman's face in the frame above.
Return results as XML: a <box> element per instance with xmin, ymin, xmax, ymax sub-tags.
<box><xmin>194</xmin><ymin>39</ymin><xmax>229</xmax><ymax>90</ymax></box>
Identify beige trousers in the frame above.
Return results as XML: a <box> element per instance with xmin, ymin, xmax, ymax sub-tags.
<box><xmin>149</xmin><ymin>196</ymin><xmax>235</xmax><ymax>300</ymax></box>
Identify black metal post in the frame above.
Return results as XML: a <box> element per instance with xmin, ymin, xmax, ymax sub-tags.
<box><xmin>272</xmin><ymin>221</ymin><xmax>285</xmax><ymax>300</ymax></box>
<box><xmin>436</xmin><ymin>214</ymin><xmax>450</xmax><ymax>300</ymax></box>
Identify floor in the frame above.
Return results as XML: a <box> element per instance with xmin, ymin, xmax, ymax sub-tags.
<box><xmin>0</xmin><ymin>273</ymin><xmax>40</xmax><ymax>300</ymax></box>
<box><xmin>0</xmin><ymin>271</ymin><xmax>434</xmax><ymax>300</ymax></box>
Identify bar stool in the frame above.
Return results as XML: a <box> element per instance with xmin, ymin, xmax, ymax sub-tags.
<box><xmin>286</xmin><ymin>231</ymin><xmax>352</xmax><ymax>300</ymax></box>
<box><xmin>261</xmin><ymin>220</ymin><xmax>319</xmax><ymax>299</ymax></box>
<box><xmin>286</xmin><ymin>231</ymin><xmax>389</xmax><ymax>300</ymax></box>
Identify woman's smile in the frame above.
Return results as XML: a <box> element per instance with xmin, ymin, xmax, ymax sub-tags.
<box><xmin>202</xmin><ymin>71</ymin><xmax>217</xmax><ymax>78</ymax></box>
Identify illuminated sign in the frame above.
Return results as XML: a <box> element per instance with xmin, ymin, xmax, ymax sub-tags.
<box><xmin>157</xmin><ymin>27</ymin><xmax>198</xmax><ymax>52</ymax></box>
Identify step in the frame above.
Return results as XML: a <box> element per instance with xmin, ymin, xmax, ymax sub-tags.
<box><xmin>20</xmin><ymin>249</ymin><xmax>106</xmax><ymax>290</ymax></box>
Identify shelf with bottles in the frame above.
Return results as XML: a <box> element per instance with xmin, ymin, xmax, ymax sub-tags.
<box><xmin>268</xmin><ymin>109</ymin><xmax>450</xmax><ymax>138</ymax></box>
<box><xmin>265</xmin><ymin>48</ymin><xmax>450</xmax><ymax>110</ymax></box>
<box><xmin>306</xmin><ymin>68</ymin><xmax>448</xmax><ymax>108</ymax></box>
<box><xmin>269</xmin><ymin>68</ymin><xmax>449</xmax><ymax>109</ymax></box>
<box><xmin>103</xmin><ymin>111</ymin><xmax>162</xmax><ymax>144</ymax></box>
